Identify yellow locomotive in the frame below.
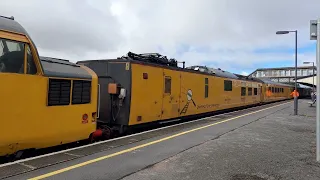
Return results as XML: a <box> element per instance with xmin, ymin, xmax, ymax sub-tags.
<box><xmin>0</xmin><ymin>16</ymin><xmax>98</xmax><ymax>158</ymax></box>
<box><xmin>0</xmin><ymin>15</ymin><xmax>300</xmax><ymax>160</ymax></box>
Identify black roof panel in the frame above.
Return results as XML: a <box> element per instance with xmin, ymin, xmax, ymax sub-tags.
<box><xmin>0</xmin><ymin>16</ymin><xmax>29</xmax><ymax>35</ymax></box>
<box><xmin>40</xmin><ymin>56</ymin><xmax>92</xmax><ymax>79</ymax></box>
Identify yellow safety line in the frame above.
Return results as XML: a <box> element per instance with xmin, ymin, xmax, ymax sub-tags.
<box><xmin>29</xmin><ymin>101</ymin><xmax>291</xmax><ymax>180</ymax></box>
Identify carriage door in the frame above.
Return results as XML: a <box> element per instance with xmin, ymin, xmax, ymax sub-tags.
<box><xmin>161</xmin><ymin>69</ymin><xmax>181</xmax><ymax>120</ymax></box>
<box><xmin>259</xmin><ymin>84</ymin><xmax>264</xmax><ymax>102</ymax></box>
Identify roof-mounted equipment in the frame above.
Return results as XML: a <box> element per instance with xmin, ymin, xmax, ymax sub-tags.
<box><xmin>122</xmin><ymin>51</ymin><xmax>179</xmax><ymax>67</ymax></box>
<box><xmin>0</xmin><ymin>15</ymin><xmax>14</xmax><ymax>20</ymax></box>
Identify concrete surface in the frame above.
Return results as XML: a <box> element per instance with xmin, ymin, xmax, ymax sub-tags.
<box><xmin>121</xmin><ymin>100</ymin><xmax>319</xmax><ymax>180</ymax></box>
<box><xmin>5</xmin><ymin>100</ymin><xmax>319</xmax><ymax>180</ymax></box>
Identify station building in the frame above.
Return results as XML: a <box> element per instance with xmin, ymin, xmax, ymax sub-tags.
<box><xmin>248</xmin><ymin>66</ymin><xmax>316</xmax><ymax>84</ymax></box>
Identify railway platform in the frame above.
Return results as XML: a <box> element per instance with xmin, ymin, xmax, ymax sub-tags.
<box><xmin>1</xmin><ymin>99</ymin><xmax>319</xmax><ymax>180</ymax></box>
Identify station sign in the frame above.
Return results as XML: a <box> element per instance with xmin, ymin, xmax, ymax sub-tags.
<box><xmin>310</xmin><ymin>20</ymin><xmax>317</xmax><ymax>40</ymax></box>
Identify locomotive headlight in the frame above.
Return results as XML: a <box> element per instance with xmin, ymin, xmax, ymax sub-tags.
<box><xmin>82</xmin><ymin>114</ymin><xmax>89</xmax><ymax>124</ymax></box>
<box><xmin>82</xmin><ymin>114</ymin><xmax>88</xmax><ymax>120</ymax></box>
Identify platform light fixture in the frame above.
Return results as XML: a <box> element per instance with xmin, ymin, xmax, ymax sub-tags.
<box><xmin>276</xmin><ymin>30</ymin><xmax>298</xmax><ymax>115</ymax></box>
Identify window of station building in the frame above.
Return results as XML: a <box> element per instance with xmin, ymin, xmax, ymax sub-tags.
<box><xmin>0</xmin><ymin>38</ymin><xmax>25</xmax><ymax>74</ymax></box>
<box><xmin>205</xmin><ymin>78</ymin><xmax>209</xmax><ymax>98</ymax></box>
<box><xmin>303</xmin><ymin>69</ymin><xmax>308</xmax><ymax>76</ymax></box>
<box><xmin>286</xmin><ymin>70</ymin><xmax>290</xmax><ymax>76</ymax></box>
<box><xmin>241</xmin><ymin>87</ymin><xmax>246</xmax><ymax>96</ymax></box>
<box><xmin>248</xmin><ymin>87</ymin><xmax>252</xmax><ymax>96</ymax></box>
<box><xmin>272</xmin><ymin>87</ymin><xmax>274</xmax><ymax>93</ymax></box>
<box><xmin>224</xmin><ymin>80</ymin><xmax>232</xmax><ymax>91</ymax></box>
<box><xmin>268</xmin><ymin>87</ymin><xmax>271</xmax><ymax>91</ymax></box>
<box><xmin>254</xmin><ymin>88</ymin><xmax>257</xmax><ymax>95</ymax></box>
<box><xmin>164</xmin><ymin>76</ymin><xmax>171</xmax><ymax>94</ymax></box>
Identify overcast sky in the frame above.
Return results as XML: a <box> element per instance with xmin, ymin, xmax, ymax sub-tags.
<box><xmin>1</xmin><ymin>0</ymin><xmax>319</xmax><ymax>75</ymax></box>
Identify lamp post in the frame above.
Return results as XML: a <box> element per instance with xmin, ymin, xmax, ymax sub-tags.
<box><xmin>276</xmin><ymin>30</ymin><xmax>298</xmax><ymax>115</ymax></box>
<box><xmin>303</xmin><ymin>61</ymin><xmax>315</xmax><ymax>93</ymax></box>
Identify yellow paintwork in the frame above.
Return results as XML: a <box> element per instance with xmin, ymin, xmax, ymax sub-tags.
<box><xmin>129</xmin><ymin>63</ymin><xmax>163</xmax><ymax>124</ymax></box>
<box><xmin>128</xmin><ymin>63</ymin><xmax>289</xmax><ymax>126</ymax></box>
<box><xmin>0</xmin><ymin>31</ymin><xmax>98</xmax><ymax>156</ymax></box>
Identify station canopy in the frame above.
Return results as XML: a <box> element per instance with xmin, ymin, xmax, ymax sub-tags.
<box><xmin>296</xmin><ymin>74</ymin><xmax>317</xmax><ymax>88</ymax></box>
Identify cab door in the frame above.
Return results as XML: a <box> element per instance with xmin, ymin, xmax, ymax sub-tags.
<box><xmin>161</xmin><ymin>69</ymin><xmax>181</xmax><ymax>120</ymax></box>
<box><xmin>0</xmin><ymin>36</ymin><xmax>43</xmax><ymax>155</ymax></box>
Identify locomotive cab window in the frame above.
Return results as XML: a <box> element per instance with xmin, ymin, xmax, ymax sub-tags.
<box><xmin>0</xmin><ymin>38</ymin><xmax>37</xmax><ymax>75</ymax></box>
<box><xmin>164</xmin><ymin>76</ymin><xmax>171</xmax><ymax>94</ymax></box>
<box><xmin>224</xmin><ymin>80</ymin><xmax>232</xmax><ymax>91</ymax></box>
<box><xmin>25</xmin><ymin>44</ymin><xmax>37</xmax><ymax>75</ymax></box>
<box><xmin>0</xmin><ymin>38</ymin><xmax>25</xmax><ymax>74</ymax></box>
<box><xmin>248</xmin><ymin>87</ymin><xmax>252</xmax><ymax>96</ymax></box>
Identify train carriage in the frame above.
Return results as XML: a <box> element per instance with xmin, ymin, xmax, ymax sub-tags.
<box><xmin>257</xmin><ymin>78</ymin><xmax>294</xmax><ymax>102</ymax></box>
<box><xmin>78</xmin><ymin>52</ymin><xmax>271</xmax><ymax>134</ymax></box>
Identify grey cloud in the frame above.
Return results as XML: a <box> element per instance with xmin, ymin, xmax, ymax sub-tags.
<box><xmin>1</xmin><ymin>0</ymin><xmax>124</xmax><ymax>57</ymax></box>
<box><xmin>0</xmin><ymin>0</ymin><xmax>319</xmax><ymax>70</ymax></box>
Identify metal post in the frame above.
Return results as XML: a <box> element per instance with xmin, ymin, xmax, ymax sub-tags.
<box><xmin>316</xmin><ymin>18</ymin><xmax>320</xmax><ymax>162</ymax></box>
<box><xmin>294</xmin><ymin>30</ymin><xmax>298</xmax><ymax>115</ymax></box>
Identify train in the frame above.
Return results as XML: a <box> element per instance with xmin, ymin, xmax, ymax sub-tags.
<box><xmin>0</xmin><ymin>15</ymin><xmax>311</xmax><ymax>160</ymax></box>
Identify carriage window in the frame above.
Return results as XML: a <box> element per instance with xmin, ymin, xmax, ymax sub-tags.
<box><xmin>241</xmin><ymin>87</ymin><xmax>246</xmax><ymax>96</ymax></box>
<box><xmin>254</xmin><ymin>88</ymin><xmax>257</xmax><ymax>95</ymax></box>
<box><xmin>26</xmin><ymin>44</ymin><xmax>37</xmax><ymax>75</ymax></box>
<box><xmin>0</xmin><ymin>38</ymin><xmax>25</xmax><ymax>74</ymax></box>
<box><xmin>205</xmin><ymin>78</ymin><xmax>209</xmax><ymax>98</ymax></box>
<box><xmin>164</xmin><ymin>76</ymin><xmax>171</xmax><ymax>94</ymax></box>
<box><xmin>248</xmin><ymin>87</ymin><xmax>252</xmax><ymax>96</ymax></box>
<box><xmin>224</xmin><ymin>80</ymin><xmax>232</xmax><ymax>91</ymax></box>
